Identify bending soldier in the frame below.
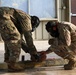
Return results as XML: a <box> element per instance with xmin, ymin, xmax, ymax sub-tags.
<box><xmin>45</xmin><ymin>21</ymin><xmax>76</xmax><ymax>70</ymax></box>
<box><xmin>0</xmin><ymin>7</ymin><xmax>40</xmax><ymax>71</ymax></box>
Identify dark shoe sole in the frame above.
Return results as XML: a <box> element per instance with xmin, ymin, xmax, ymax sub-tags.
<box><xmin>64</xmin><ymin>63</ymin><xmax>76</xmax><ymax>70</ymax></box>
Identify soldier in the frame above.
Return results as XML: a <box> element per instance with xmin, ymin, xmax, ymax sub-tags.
<box><xmin>0</xmin><ymin>7</ymin><xmax>41</xmax><ymax>71</ymax></box>
<box><xmin>45</xmin><ymin>21</ymin><xmax>76</xmax><ymax>70</ymax></box>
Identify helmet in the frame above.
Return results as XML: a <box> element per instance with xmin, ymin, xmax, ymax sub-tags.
<box><xmin>31</xmin><ymin>16</ymin><xmax>40</xmax><ymax>32</ymax></box>
<box><xmin>45</xmin><ymin>21</ymin><xmax>59</xmax><ymax>37</ymax></box>
<box><xmin>46</xmin><ymin>21</ymin><xmax>56</xmax><ymax>32</ymax></box>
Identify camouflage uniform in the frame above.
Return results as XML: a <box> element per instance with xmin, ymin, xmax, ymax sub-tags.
<box><xmin>0</xmin><ymin>7</ymin><xmax>37</xmax><ymax>63</ymax></box>
<box><xmin>46</xmin><ymin>22</ymin><xmax>76</xmax><ymax>69</ymax></box>
<box><xmin>47</xmin><ymin>22</ymin><xmax>76</xmax><ymax>57</ymax></box>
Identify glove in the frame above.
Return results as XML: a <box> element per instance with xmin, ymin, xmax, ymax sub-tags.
<box><xmin>31</xmin><ymin>51</ymin><xmax>46</xmax><ymax>62</ymax></box>
<box><xmin>38</xmin><ymin>51</ymin><xmax>46</xmax><ymax>62</ymax></box>
<box><xmin>31</xmin><ymin>54</ymin><xmax>40</xmax><ymax>62</ymax></box>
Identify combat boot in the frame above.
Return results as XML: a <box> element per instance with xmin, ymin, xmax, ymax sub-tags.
<box><xmin>64</xmin><ymin>54</ymin><xmax>76</xmax><ymax>70</ymax></box>
<box><xmin>64</xmin><ymin>59</ymin><xmax>76</xmax><ymax>70</ymax></box>
<box><xmin>8</xmin><ymin>63</ymin><xmax>25</xmax><ymax>72</ymax></box>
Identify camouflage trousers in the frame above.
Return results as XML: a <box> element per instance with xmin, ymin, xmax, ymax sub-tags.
<box><xmin>48</xmin><ymin>39</ymin><xmax>76</xmax><ymax>59</ymax></box>
<box><xmin>54</xmin><ymin>46</ymin><xmax>75</xmax><ymax>59</ymax></box>
<box><xmin>0</xmin><ymin>19</ymin><xmax>21</xmax><ymax>63</ymax></box>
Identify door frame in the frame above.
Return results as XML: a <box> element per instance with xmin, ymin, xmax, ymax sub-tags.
<box><xmin>69</xmin><ymin>0</ymin><xmax>71</xmax><ymax>22</ymax></box>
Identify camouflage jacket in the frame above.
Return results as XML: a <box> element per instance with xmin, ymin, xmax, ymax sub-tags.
<box><xmin>47</xmin><ymin>22</ymin><xmax>76</xmax><ymax>54</ymax></box>
<box><xmin>0</xmin><ymin>7</ymin><xmax>37</xmax><ymax>54</ymax></box>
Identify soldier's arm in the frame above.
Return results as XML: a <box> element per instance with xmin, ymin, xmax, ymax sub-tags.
<box><xmin>59</xmin><ymin>25</ymin><xmax>71</xmax><ymax>46</ymax></box>
<box><xmin>23</xmin><ymin>31</ymin><xmax>37</xmax><ymax>54</ymax></box>
<box><xmin>15</xmin><ymin>10</ymin><xmax>37</xmax><ymax>54</ymax></box>
<box><xmin>21</xmin><ymin>38</ymin><xmax>30</xmax><ymax>53</ymax></box>
<box><xmin>46</xmin><ymin>31</ymin><xmax>71</xmax><ymax>54</ymax></box>
<box><xmin>46</xmin><ymin>43</ymin><xmax>67</xmax><ymax>54</ymax></box>
<box><xmin>63</xmin><ymin>28</ymin><xmax>71</xmax><ymax>46</ymax></box>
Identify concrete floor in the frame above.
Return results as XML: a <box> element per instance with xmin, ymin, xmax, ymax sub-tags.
<box><xmin>0</xmin><ymin>41</ymin><xmax>76</xmax><ymax>75</ymax></box>
<box><xmin>0</xmin><ymin>66</ymin><xmax>76</xmax><ymax>75</ymax></box>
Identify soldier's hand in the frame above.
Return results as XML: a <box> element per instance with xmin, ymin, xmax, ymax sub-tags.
<box><xmin>31</xmin><ymin>51</ymin><xmax>46</xmax><ymax>62</ymax></box>
<box><xmin>38</xmin><ymin>51</ymin><xmax>46</xmax><ymax>61</ymax></box>
<box><xmin>48</xmin><ymin>39</ymin><xmax>54</xmax><ymax>45</ymax></box>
